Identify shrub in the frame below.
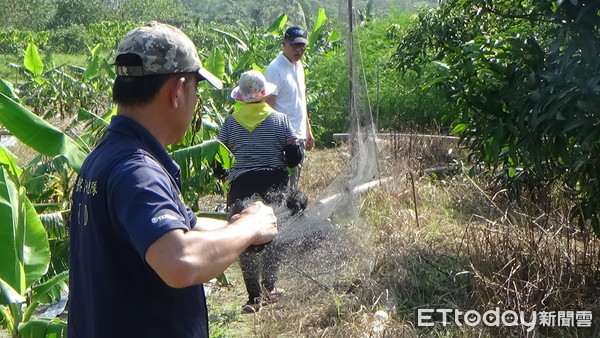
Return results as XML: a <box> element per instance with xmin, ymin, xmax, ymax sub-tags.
<box><xmin>48</xmin><ymin>25</ymin><xmax>91</xmax><ymax>55</ymax></box>
<box><xmin>0</xmin><ymin>30</ymin><xmax>50</xmax><ymax>55</ymax></box>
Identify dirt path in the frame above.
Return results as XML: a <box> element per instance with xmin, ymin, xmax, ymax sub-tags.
<box><xmin>207</xmin><ymin>261</ymin><xmax>299</xmax><ymax>337</ymax></box>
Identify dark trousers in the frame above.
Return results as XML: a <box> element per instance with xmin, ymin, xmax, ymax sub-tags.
<box><xmin>227</xmin><ymin>168</ymin><xmax>288</xmax><ymax>206</ymax></box>
<box><xmin>227</xmin><ymin>168</ymin><xmax>288</xmax><ymax>303</ymax></box>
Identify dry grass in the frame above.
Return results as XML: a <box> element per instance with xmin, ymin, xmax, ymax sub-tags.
<box><xmin>207</xmin><ymin>137</ymin><xmax>600</xmax><ymax>337</ymax></box>
<box><xmin>299</xmin><ymin>144</ymin><xmax>351</xmax><ymax>200</ymax></box>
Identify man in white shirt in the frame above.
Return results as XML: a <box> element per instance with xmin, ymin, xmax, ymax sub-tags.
<box><xmin>265</xmin><ymin>25</ymin><xmax>315</xmax><ymax>187</ymax></box>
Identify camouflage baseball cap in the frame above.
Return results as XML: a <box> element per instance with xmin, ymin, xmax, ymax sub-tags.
<box><xmin>116</xmin><ymin>22</ymin><xmax>222</xmax><ymax>89</ymax></box>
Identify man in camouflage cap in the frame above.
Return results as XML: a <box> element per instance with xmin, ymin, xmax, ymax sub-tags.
<box><xmin>68</xmin><ymin>22</ymin><xmax>277</xmax><ymax>337</ymax></box>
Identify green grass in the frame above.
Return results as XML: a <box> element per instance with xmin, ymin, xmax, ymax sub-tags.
<box><xmin>44</xmin><ymin>53</ymin><xmax>88</xmax><ymax>68</ymax></box>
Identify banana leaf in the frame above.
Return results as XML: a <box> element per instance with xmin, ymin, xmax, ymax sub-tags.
<box><xmin>231</xmin><ymin>51</ymin><xmax>254</xmax><ymax>77</ymax></box>
<box><xmin>102</xmin><ymin>58</ymin><xmax>116</xmax><ymax>79</ymax></box>
<box><xmin>0</xmin><ymin>277</ymin><xmax>25</xmax><ymax>305</ymax></box>
<box><xmin>267</xmin><ymin>14</ymin><xmax>288</xmax><ymax>34</ymax></box>
<box><xmin>0</xmin><ymin>145</ymin><xmax>23</xmax><ymax>178</ymax></box>
<box><xmin>24</xmin><ymin>44</ymin><xmax>44</xmax><ymax>78</ymax></box>
<box><xmin>0</xmin><ymin>167</ymin><xmax>50</xmax><ymax>295</ymax></box>
<box><xmin>77</xmin><ymin>108</ymin><xmax>109</xmax><ymax>125</ymax></box>
<box><xmin>0</xmin><ymin>78</ymin><xmax>19</xmax><ymax>102</ymax></box>
<box><xmin>205</xmin><ymin>48</ymin><xmax>226</xmax><ymax>83</ymax></box>
<box><xmin>0</xmin><ymin>92</ymin><xmax>88</xmax><ymax>172</ymax></box>
<box><xmin>18</xmin><ymin>318</ymin><xmax>67</xmax><ymax>338</ymax></box>
<box><xmin>171</xmin><ymin>140</ymin><xmax>233</xmax><ymax>172</ymax></box>
<box><xmin>83</xmin><ymin>44</ymin><xmax>102</xmax><ymax>80</ymax></box>
<box><xmin>210</xmin><ymin>28</ymin><xmax>248</xmax><ymax>51</ymax></box>
<box><xmin>308</xmin><ymin>8</ymin><xmax>327</xmax><ymax>49</ymax></box>
<box><xmin>38</xmin><ymin>211</ymin><xmax>68</xmax><ymax>239</ymax></box>
<box><xmin>31</xmin><ymin>271</ymin><xmax>68</xmax><ymax>304</ymax></box>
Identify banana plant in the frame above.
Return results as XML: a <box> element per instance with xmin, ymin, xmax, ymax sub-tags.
<box><xmin>0</xmin><ymin>80</ymin><xmax>86</xmax><ymax>337</ymax></box>
<box><xmin>0</xmin><ymin>145</ymin><xmax>68</xmax><ymax>338</ymax></box>
<box><xmin>169</xmin><ymin>100</ymin><xmax>234</xmax><ymax>209</ymax></box>
<box><xmin>10</xmin><ymin>43</ymin><xmax>114</xmax><ymax>119</ymax></box>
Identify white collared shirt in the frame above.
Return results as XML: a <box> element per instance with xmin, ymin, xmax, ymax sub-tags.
<box><xmin>265</xmin><ymin>52</ymin><xmax>307</xmax><ymax>140</ymax></box>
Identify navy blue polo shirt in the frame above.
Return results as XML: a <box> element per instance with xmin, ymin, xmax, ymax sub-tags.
<box><xmin>68</xmin><ymin>115</ymin><xmax>207</xmax><ymax>338</ymax></box>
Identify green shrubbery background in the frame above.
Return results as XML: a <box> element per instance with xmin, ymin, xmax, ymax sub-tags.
<box><xmin>0</xmin><ymin>0</ymin><xmax>448</xmax><ymax>144</ymax></box>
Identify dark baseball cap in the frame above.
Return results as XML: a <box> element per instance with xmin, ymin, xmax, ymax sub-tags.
<box><xmin>115</xmin><ymin>22</ymin><xmax>223</xmax><ymax>89</ymax></box>
<box><xmin>284</xmin><ymin>26</ymin><xmax>308</xmax><ymax>45</ymax></box>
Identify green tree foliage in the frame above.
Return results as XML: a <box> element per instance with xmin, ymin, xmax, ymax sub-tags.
<box><xmin>0</xmin><ymin>30</ymin><xmax>50</xmax><ymax>56</ymax></box>
<box><xmin>48</xmin><ymin>0</ymin><xmax>107</xmax><ymax>29</ymax></box>
<box><xmin>393</xmin><ymin>0</ymin><xmax>600</xmax><ymax>233</ymax></box>
<box><xmin>180</xmin><ymin>0</ymin><xmax>439</xmax><ymax>27</ymax></box>
<box><xmin>355</xmin><ymin>9</ymin><xmax>454</xmax><ymax>130</ymax></box>
<box><xmin>47</xmin><ymin>25</ymin><xmax>92</xmax><ymax>55</ymax></box>
<box><xmin>0</xmin><ymin>0</ymin><xmax>439</xmax><ymax>33</ymax></box>
<box><xmin>0</xmin><ymin>0</ymin><xmax>54</xmax><ymax>31</ymax></box>
<box><xmin>186</xmin><ymin>0</ymin><xmax>308</xmax><ymax>28</ymax></box>
<box><xmin>109</xmin><ymin>0</ymin><xmax>193</xmax><ymax>27</ymax></box>
<box><xmin>87</xmin><ymin>21</ymin><xmax>140</xmax><ymax>52</ymax></box>
<box><xmin>308</xmin><ymin>9</ymin><xmax>455</xmax><ymax>145</ymax></box>
<box><xmin>0</xmin><ymin>0</ymin><xmax>192</xmax><ymax>32</ymax></box>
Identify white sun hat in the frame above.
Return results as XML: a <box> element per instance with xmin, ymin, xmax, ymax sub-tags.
<box><xmin>231</xmin><ymin>70</ymin><xmax>277</xmax><ymax>102</ymax></box>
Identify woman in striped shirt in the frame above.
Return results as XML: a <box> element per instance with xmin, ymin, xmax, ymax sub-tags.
<box><xmin>218</xmin><ymin>70</ymin><xmax>302</xmax><ymax>313</ymax></box>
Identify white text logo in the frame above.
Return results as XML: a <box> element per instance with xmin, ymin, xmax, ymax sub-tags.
<box><xmin>417</xmin><ymin>308</ymin><xmax>592</xmax><ymax>332</ymax></box>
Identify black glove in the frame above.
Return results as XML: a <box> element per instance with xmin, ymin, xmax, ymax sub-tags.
<box><xmin>284</xmin><ymin>143</ymin><xmax>303</xmax><ymax>168</ymax></box>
